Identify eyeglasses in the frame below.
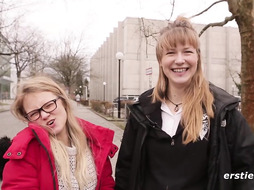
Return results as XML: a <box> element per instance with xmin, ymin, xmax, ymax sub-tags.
<box><xmin>25</xmin><ymin>97</ymin><xmax>60</xmax><ymax>121</ymax></box>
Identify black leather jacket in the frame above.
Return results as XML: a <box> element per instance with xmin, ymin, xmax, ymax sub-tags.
<box><xmin>115</xmin><ymin>84</ymin><xmax>254</xmax><ymax>190</ymax></box>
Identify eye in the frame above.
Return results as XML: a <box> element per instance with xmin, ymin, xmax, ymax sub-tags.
<box><xmin>28</xmin><ymin>111</ymin><xmax>39</xmax><ymax>119</ymax></box>
<box><xmin>166</xmin><ymin>51</ymin><xmax>175</xmax><ymax>55</ymax></box>
<box><xmin>184</xmin><ymin>50</ymin><xmax>194</xmax><ymax>54</ymax></box>
<box><xmin>43</xmin><ymin>101</ymin><xmax>55</xmax><ymax>110</ymax></box>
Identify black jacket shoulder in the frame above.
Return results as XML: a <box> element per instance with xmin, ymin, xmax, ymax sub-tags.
<box><xmin>209</xmin><ymin>83</ymin><xmax>240</xmax><ymax>115</ymax></box>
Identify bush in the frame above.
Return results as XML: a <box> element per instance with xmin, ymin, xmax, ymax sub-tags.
<box><xmin>80</xmin><ymin>99</ymin><xmax>89</xmax><ymax>106</ymax></box>
<box><xmin>101</xmin><ymin>101</ymin><xmax>114</xmax><ymax>115</ymax></box>
<box><xmin>90</xmin><ymin>100</ymin><xmax>103</xmax><ymax>113</ymax></box>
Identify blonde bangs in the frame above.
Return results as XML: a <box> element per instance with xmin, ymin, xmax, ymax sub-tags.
<box><xmin>156</xmin><ymin>27</ymin><xmax>200</xmax><ymax>63</ymax></box>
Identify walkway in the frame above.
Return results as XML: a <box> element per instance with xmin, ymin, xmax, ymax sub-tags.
<box><xmin>72</xmin><ymin>102</ymin><xmax>124</xmax><ymax>175</ymax></box>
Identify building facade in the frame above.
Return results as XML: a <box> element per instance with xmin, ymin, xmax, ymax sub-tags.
<box><xmin>0</xmin><ymin>33</ymin><xmax>14</xmax><ymax>100</ymax></box>
<box><xmin>90</xmin><ymin>17</ymin><xmax>241</xmax><ymax>102</ymax></box>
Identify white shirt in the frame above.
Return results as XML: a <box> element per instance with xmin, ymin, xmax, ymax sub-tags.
<box><xmin>161</xmin><ymin>102</ymin><xmax>209</xmax><ymax>140</ymax></box>
<box><xmin>161</xmin><ymin>102</ymin><xmax>182</xmax><ymax>137</ymax></box>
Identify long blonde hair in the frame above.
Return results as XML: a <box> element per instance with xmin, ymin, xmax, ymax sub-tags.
<box><xmin>153</xmin><ymin>16</ymin><xmax>214</xmax><ymax>144</ymax></box>
<box><xmin>11</xmin><ymin>75</ymin><xmax>91</xmax><ymax>188</ymax></box>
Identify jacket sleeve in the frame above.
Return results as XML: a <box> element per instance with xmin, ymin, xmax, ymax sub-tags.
<box><xmin>115</xmin><ymin>114</ymin><xmax>140</xmax><ymax>190</ymax></box>
<box><xmin>99</xmin><ymin>156</ymin><xmax>115</xmax><ymax>190</ymax></box>
<box><xmin>226</xmin><ymin>109</ymin><xmax>254</xmax><ymax>190</ymax></box>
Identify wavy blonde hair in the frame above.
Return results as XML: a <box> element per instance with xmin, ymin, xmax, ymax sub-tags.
<box><xmin>153</xmin><ymin>16</ymin><xmax>214</xmax><ymax>144</ymax></box>
<box><xmin>11</xmin><ymin>75</ymin><xmax>91</xmax><ymax>188</ymax></box>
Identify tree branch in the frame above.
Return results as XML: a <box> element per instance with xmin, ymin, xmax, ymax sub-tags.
<box><xmin>199</xmin><ymin>14</ymin><xmax>235</xmax><ymax>37</ymax></box>
<box><xmin>166</xmin><ymin>0</ymin><xmax>176</xmax><ymax>22</ymax></box>
<box><xmin>0</xmin><ymin>52</ymin><xmax>12</xmax><ymax>56</ymax></box>
<box><xmin>189</xmin><ymin>0</ymin><xmax>227</xmax><ymax>19</ymax></box>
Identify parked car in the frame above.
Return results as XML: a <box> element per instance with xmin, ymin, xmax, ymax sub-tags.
<box><xmin>113</xmin><ymin>96</ymin><xmax>128</xmax><ymax>103</ymax></box>
<box><xmin>133</xmin><ymin>96</ymin><xmax>139</xmax><ymax>102</ymax></box>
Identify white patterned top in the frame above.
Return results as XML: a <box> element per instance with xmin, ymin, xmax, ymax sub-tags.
<box><xmin>56</xmin><ymin>146</ymin><xmax>97</xmax><ymax>190</ymax></box>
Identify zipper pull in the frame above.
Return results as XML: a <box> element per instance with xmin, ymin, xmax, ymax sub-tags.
<box><xmin>145</xmin><ymin>115</ymin><xmax>159</xmax><ymax>128</ymax></box>
<box><xmin>171</xmin><ymin>139</ymin><xmax>175</xmax><ymax>146</ymax></box>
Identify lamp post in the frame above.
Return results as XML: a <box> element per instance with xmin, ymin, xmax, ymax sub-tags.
<box><xmin>79</xmin><ymin>85</ymin><xmax>82</xmax><ymax>97</ymax></box>
<box><xmin>116</xmin><ymin>52</ymin><xmax>124</xmax><ymax>118</ymax></box>
<box><xmin>84</xmin><ymin>86</ymin><xmax>88</xmax><ymax>100</ymax></box>
<box><xmin>103</xmin><ymin>82</ymin><xmax>106</xmax><ymax>101</ymax></box>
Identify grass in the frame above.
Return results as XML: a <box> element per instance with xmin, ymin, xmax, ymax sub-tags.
<box><xmin>111</xmin><ymin>121</ymin><xmax>126</xmax><ymax>130</ymax></box>
<box><xmin>0</xmin><ymin>102</ymin><xmax>8</xmax><ymax>105</ymax></box>
<box><xmin>88</xmin><ymin>107</ymin><xmax>126</xmax><ymax>130</ymax></box>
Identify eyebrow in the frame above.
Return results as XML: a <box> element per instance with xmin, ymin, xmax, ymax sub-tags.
<box><xmin>25</xmin><ymin>98</ymin><xmax>56</xmax><ymax>114</ymax></box>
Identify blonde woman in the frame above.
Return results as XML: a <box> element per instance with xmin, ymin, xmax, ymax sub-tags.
<box><xmin>115</xmin><ymin>17</ymin><xmax>254</xmax><ymax>190</ymax></box>
<box><xmin>1</xmin><ymin>76</ymin><xmax>118</xmax><ymax>190</ymax></box>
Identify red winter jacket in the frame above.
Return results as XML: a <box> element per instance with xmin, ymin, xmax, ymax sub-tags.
<box><xmin>1</xmin><ymin>118</ymin><xmax>118</xmax><ymax>190</ymax></box>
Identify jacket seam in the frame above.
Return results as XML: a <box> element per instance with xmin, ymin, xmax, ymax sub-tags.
<box><xmin>32</xmin><ymin>129</ymin><xmax>57</xmax><ymax>190</ymax></box>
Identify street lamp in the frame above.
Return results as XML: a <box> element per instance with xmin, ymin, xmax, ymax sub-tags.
<box><xmin>116</xmin><ymin>51</ymin><xmax>124</xmax><ymax>118</ymax></box>
<box><xmin>79</xmin><ymin>86</ymin><xmax>82</xmax><ymax>97</ymax></box>
<box><xmin>84</xmin><ymin>86</ymin><xmax>88</xmax><ymax>100</ymax></box>
<box><xmin>103</xmin><ymin>82</ymin><xmax>106</xmax><ymax>101</ymax></box>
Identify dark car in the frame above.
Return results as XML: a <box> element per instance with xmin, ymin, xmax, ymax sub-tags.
<box><xmin>113</xmin><ymin>96</ymin><xmax>128</xmax><ymax>103</ymax></box>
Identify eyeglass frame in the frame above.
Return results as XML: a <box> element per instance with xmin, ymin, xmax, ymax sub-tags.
<box><xmin>24</xmin><ymin>97</ymin><xmax>60</xmax><ymax>121</ymax></box>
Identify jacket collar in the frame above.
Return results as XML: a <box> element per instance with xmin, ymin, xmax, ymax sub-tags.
<box><xmin>138</xmin><ymin>84</ymin><xmax>240</xmax><ymax>113</ymax></box>
<box><xmin>3</xmin><ymin>123</ymin><xmax>50</xmax><ymax>159</ymax></box>
<box><xmin>136</xmin><ymin>84</ymin><xmax>240</xmax><ymax>127</ymax></box>
<box><xmin>137</xmin><ymin>88</ymin><xmax>162</xmax><ymax>127</ymax></box>
<box><xmin>209</xmin><ymin>83</ymin><xmax>240</xmax><ymax>114</ymax></box>
<box><xmin>4</xmin><ymin>119</ymin><xmax>118</xmax><ymax>159</ymax></box>
<box><xmin>77</xmin><ymin>118</ymin><xmax>118</xmax><ymax>158</ymax></box>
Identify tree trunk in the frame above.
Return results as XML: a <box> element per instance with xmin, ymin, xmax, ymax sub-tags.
<box><xmin>228</xmin><ymin>0</ymin><xmax>254</xmax><ymax>130</ymax></box>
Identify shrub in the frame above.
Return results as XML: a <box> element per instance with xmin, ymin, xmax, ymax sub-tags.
<box><xmin>90</xmin><ymin>100</ymin><xmax>103</xmax><ymax>113</ymax></box>
<box><xmin>80</xmin><ymin>99</ymin><xmax>89</xmax><ymax>106</ymax></box>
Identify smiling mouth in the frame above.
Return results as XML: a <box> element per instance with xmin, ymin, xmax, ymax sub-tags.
<box><xmin>172</xmin><ymin>68</ymin><xmax>188</xmax><ymax>73</ymax></box>
<box><xmin>47</xmin><ymin>119</ymin><xmax>55</xmax><ymax>126</ymax></box>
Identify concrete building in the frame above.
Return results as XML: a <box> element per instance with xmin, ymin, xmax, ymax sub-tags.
<box><xmin>90</xmin><ymin>17</ymin><xmax>241</xmax><ymax>102</ymax></box>
<box><xmin>0</xmin><ymin>33</ymin><xmax>14</xmax><ymax>100</ymax></box>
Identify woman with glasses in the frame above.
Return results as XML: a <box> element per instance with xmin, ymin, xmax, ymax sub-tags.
<box><xmin>1</xmin><ymin>75</ymin><xmax>118</xmax><ymax>190</ymax></box>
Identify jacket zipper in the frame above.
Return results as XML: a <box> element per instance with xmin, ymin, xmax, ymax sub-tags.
<box><xmin>145</xmin><ymin>115</ymin><xmax>175</xmax><ymax>146</ymax></box>
<box><xmin>32</xmin><ymin>130</ymin><xmax>57</xmax><ymax>190</ymax></box>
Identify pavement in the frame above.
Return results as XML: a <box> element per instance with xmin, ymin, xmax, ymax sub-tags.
<box><xmin>0</xmin><ymin>99</ymin><xmax>124</xmax><ymax>178</ymax></box>
<box><xmin>0</xmin><ymin>99</ymin><xmax>13</xmax><ymax>112</ymax></box>
<box><xmin>72</xmin><ymin>102</ymin><xmax>124</xmax><ymax>177</ymax></box>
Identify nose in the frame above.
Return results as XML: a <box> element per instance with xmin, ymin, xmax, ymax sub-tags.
<box><xmin>175</xmin><ymin>53</ymin><xmax>185</xmax><ymax>64</ymax></box>
<box><xmin>40</xmin><ymin>110</ymin><xmax>50</xmax><ymax>119</ymax></box>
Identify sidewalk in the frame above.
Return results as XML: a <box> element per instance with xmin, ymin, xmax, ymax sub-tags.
<box><xmin>72</xmin><ymin>102</ymin><xmax>124</xmax><ymax>176</ymax></box>
<box><xmin>0</xmin><ymin>99</ymin><xmax>13</xmax><ymax>112</ymax></box>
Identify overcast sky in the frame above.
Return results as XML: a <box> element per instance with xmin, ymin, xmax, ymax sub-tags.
<box><xmin>7</xmin><ymin>0</ymin><xmax>235</xmax><ymax>54</ymax></box>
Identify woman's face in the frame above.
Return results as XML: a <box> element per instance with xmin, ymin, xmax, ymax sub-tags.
<box><xmin>160</xmin><ymin>43</ymin><xmax>198</xmax><ymax>88</ymax></box>
<box><xmin>23</xmin><ymin>91</ymin><xmax>68</xmax><ymax>139</ymax></box>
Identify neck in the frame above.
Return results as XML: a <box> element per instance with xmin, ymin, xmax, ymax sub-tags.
<box><xmin>56</xmin><ymin>127</ymin><xmax>71</xmax><ymax>147</ymax></box>
<box><xmin>167</xmin><ymin>85</ymin><xmax>185</xmax><ymax>103</ymax></box>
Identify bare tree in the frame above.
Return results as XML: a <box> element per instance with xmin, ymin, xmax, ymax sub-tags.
<box><xmin>49</xmin><ymin>36</ymin><xmax>89</xmax><ymax>94</ymax></box>
<box><xmin>0</xmin><ymin>62</ymin><xmax>9</xmax><ymax>77</ymax></box>
<box><xmin>0</xmin><ymin>0</ymin><xmax>25</xmax><ymax>77</ymax></box>
<box><xmin>2</xmin><ymin>22</ymin><xmax>48</xmax><ymax>81</ymax></box>
<box><xmin>189</xmin><ymin>0</ymin><xmax>254</xmax><ymax>130</ymax></box>
<box><xmin>0</xmin><ymin>33</ymin><xmax>12</xmax><ymax>77</ymax></box>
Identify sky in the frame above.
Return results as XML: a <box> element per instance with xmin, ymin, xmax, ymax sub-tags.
<box><xmin>6</xmin><ymin>0</ymin><xmax>235</xmax><ymax>55</ymax></box>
